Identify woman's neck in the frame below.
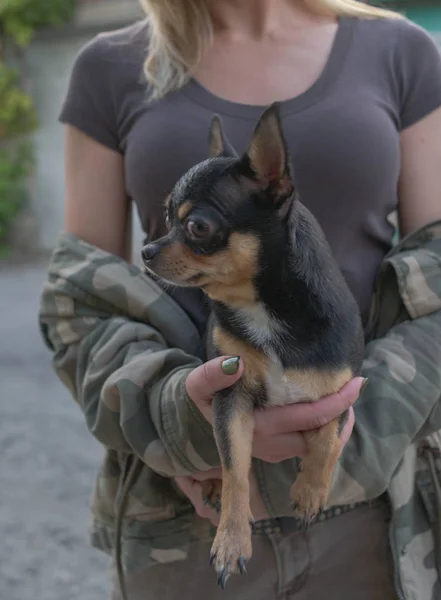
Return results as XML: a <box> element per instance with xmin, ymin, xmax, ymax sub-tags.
<box><xmin>206</xmin><ymin>0</ymin><xmax>324</xmax><ymax>40</ymax></box>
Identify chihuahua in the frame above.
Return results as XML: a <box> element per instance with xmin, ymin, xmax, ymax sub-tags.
<box><xmin>142</xmin><ymin>103</ymin><xmax>364</xmax><ymax>588</ymax></box>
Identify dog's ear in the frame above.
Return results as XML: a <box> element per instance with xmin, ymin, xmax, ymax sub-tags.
<box><xmin>241</xmin><ymin>103</ymin><xmax>294</xmax><ymax>216</ymax></box>
<box><xmin>208</xmin><ymin>115</ymin><xmax>238</xmax><ymax>158</ymax></box>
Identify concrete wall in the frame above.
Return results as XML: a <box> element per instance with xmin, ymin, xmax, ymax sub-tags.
<box><xmin>19</xmin><ymin>3</ymin><xmax>441</xmax><ymax>260</ymax></box>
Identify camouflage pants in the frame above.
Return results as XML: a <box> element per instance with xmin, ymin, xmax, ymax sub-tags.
<box><xmin>110</xmin><ymin>497</ymin><xmax>398</xmax><ymax>600</ymax></box>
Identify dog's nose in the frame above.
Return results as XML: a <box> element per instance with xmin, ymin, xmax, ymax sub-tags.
<box><xmin>142</xmin><ymin>243</ymin><xmax>160</xmax><ymax>262</ymax></box>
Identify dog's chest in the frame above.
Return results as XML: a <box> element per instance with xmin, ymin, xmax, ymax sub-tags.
<box><xmin>235</xmin><ymin>304</ymin><xmax>282</xmax><ymax>348</ymax></box>
<box><xmin>264</xmin><ymin>360</ymin><xmax>308</xmax><ymax>406</ymax></box>
<box><xmin>236</xmin><ymin>305</ymin><xmax>307</xmax><ymax>405</ymax></box>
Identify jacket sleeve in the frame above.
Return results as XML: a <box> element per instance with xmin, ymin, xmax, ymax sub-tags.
<box><xmin>328</xmin><ymin>230</ymin><xmax>441</xmax><ymax>505</ymax></box>
<box><xmin>38</xmin><ymin>234</ymin><xmax>220</xmax><ymax>478</ymax></box>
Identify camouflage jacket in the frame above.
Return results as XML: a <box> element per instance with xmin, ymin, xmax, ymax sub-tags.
<box><xmin>38</xmin><ymin>221</ymin><xmax>441</xmax><ymax>599</ymax></box>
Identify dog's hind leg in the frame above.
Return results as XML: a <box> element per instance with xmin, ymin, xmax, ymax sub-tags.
<box><xmin>290</xmin><ymin>414</ymin><xmax>344</xmax><ymax>526</ymax></box>
<box><xmin>209</xmin><ymin>383</ymin><xmax>255</xmax><ymax>588</ymax></box>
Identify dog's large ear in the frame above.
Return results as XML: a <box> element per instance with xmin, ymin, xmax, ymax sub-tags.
<box><xmin>208</xmin><ymin>115</ymin><xmax>238</xmax><ymax>158</ymax></box>
<box><xmin>241</xmin><ymin>103</ymin><xmax>294</xmax><ymax>216</ymax></box>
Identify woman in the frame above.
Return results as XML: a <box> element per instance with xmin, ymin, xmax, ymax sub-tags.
<box><xmin>38</xmin><ymin>0</ymin><xmax>441</xmax><ymax>599</ymax></box>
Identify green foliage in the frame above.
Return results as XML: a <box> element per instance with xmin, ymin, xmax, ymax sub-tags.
<box><xmin>0</xmin><ymin>0</ymin><xmax>76</xmax><ymax>253</ymax></box>
<box><xmin>0</xmin><ymin>64</ymin><xmax>38</xmax><ymax>138</ymax></box>
<box><xmin>0</xmin><ymin>0</ymin><xmax>76</xmax><ymax>46</ymax></box>
<box><xmin>0</xmin><ymin>144</ymin><xmax>33</xmax><ymax>256</ymax></box>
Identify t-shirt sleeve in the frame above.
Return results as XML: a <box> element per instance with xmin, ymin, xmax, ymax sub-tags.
<box><xmin>58</xmin><ymin>35</ymin><xmax>121</xmax><ymax>152</ymax></box>
<box><xmin>396</xmin><ymin>20</ymin><xmax>441</xmax><ymax>130</ymax></box>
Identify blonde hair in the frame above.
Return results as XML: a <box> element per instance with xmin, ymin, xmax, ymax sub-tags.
<box><xmin>140</xmin><ymin>0</ymin><xmax>401</xmax><ymax>99</ymax></box>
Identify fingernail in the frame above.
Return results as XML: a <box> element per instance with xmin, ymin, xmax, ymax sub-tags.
<box><xmin>360</xmin><ymin>378</ymin><xmax>369</xmax><ymax>393</ymax></box>
<box><xmin>221</xmin><ymin>356</ymin><xmax>240</xmax><ymax>375</ymax></box>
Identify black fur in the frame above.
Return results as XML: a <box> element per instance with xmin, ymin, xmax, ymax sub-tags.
<box><xmin>213</xmin><ymin>201</ymin><xmax>364</xmax><ymax>374</ymax></box>
<box><xmin>143</xmin><ymin>102</ymin><xmax>365</xmax><ymax>387</ymax></box>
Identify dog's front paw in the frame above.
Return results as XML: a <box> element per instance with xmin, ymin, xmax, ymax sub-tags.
<box><xmin>290</xmin><ymin>477</ymin><xmax>328</xmax><ymax>528</ymax></box>
<box><xmin>209</xmin><ymin>519</ymin><xmax>253</xmax><ymax>589</ymax></box>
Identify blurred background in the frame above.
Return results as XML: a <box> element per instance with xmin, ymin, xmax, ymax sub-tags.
<box><xmin>0</xmin><ymin>1</ymin><xmax>440</xmax><ymax>599</ymax></box>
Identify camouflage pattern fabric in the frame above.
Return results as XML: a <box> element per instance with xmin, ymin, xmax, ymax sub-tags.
<box><xmin>38</xmin><ymin>222</ymin><xmax>441</xmax><ymax>599</ymax></box>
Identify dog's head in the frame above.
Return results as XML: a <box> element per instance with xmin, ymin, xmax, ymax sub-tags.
<box><xmin>142</xmin><ymin>103</ymin><xmax>295</xmax><ymax>306</ymax></box>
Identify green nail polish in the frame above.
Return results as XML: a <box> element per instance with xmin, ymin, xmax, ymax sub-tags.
<box><xmin>221</xmin><ymin>356</ymin><xmax>240</xmax><ymax>375</ymax></box>
<box><xmin>360</xmin><ymin>378</ymin><xmax>369</xmax><ymax>393</ymax></box>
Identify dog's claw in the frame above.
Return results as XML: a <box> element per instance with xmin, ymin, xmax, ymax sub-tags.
<box><xmin>238</xmin><ymin>557</ymin><xmax>247</xmax><ymax>574</ymax></box>
<box><xmin>298</xmin><ymin>516</ymin><xmax>312</xmax><ymax>531</ymax></box>
<box><xmin>293</xmin><ymin>512</ymin><xmax>316</xmax><ymax>530</ymax></box>
<box><xmin>217</xmin><ymin>568</ymin><xmax>229</xmax><ymax>590</ymax></box>
<box><xmin>249</xmin><ymin>517</ymin><xmax>255</xmax><ymax>532</ymax></box>
<box><xmin>291</xmin><ymin>500</ymin><xmax>319</xmax><ymax>530</ymax></box>
<box><xmin>209</xmin><ymin>551</ymin><xmax>216</xmax><ymax>566</ymax></box>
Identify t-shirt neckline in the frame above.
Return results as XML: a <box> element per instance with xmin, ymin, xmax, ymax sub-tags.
<box><xmin>182</xmin><ymin>16</ymin><xmax>356</xmax><ymax>119</ymax></box>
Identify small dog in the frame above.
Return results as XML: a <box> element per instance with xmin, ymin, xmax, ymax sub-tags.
<box><xmin>142</xmin><ymin>103</ymin><xmax>364</xmax><ymax>588</ymax></box>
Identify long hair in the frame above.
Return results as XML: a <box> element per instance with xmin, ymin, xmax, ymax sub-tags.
<box><xmin>140</xmin><ymin>0</ymin><xmax>401</xmax><ymax>99</ymax></box>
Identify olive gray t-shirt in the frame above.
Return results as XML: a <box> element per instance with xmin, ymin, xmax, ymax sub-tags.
<box><xmin>59</xmin><ymin>16</ymin><xmax>441</xmax><ymax>333</ymax></box>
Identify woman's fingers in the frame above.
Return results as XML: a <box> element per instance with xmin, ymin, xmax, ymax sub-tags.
<box><xmin>191</xmin><ymin>467</ymin><xmax>223</xmax><ymax>482</ymax></box>
<box><xmin>185</xmin><ymin>356</ymin><xmax>244</xmax><ymax>423</ymax></box>
<box><xmin>338</xmin><ymin>406</ymin><xmax>355</xmax><ymax>456</ymax></box>
<box><xmin>252</xmin><ymin>432</ymin><xmax>308</xmax><ymax>461</ymax></box>
<box><xmin>253</xmin><ymin>406</ymin><xmax>356</xmax><ymax>462</ymax></box>
<box><xmin>254</xmin><ymin>376</ymin><xmax>365</xmax><ymax>437</ymax></box>
<box><xmin>185</xmin><ymin>358</ymin><xmax>365</xmax><ymax>438</ymax></box>
<box><xmin>175</xmin><ymin>475</ymin><xmax>220</xmax><ymax>525</ymax></box>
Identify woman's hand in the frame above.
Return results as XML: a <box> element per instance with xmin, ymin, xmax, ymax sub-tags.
<box><xmin>185</xmin><ymin>356</ymin><xmax>364</xmax><ymax>461</ymax></box>
<box><xmin>252</xmin><ymin>382</ymin><xmax>358</xmax><ymax>461</ymax></box>
<box><xmin>177</xmin><ymin>356</ymin><xmax>365</xmax><ymax>522</ymax></box>
<box><xmin>175</xmin><ymin>466</ymin><xmax>267</xmax><ymax>526</ymax></box>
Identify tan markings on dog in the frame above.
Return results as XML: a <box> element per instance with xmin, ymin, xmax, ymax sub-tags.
<box><xmin>152</xmin><ymin>232</ymin><xmax>260</xmax><ymax>306</ymax></box>
<box><xmin>286</xmin><ymin>367</ymin><xmax>352</xmax><ymax>520</ymax></box>
<box><xmin>203</xmin><ymin>281</ymin><xmax>256</xmax><ymax>307</ymax></box>
<box><xmin>213</xmin><ymin>326</ymin><xmax>268</xmax><ymax>387</ymax></box>
<box><xmin>201</xmin><ymin>233</ymin><xmax>260</xmax><ymax>306</ymax></box>
<box><xmin>147</xmin><ymin>240</ymin><xmax>200</xmax><ymax>283</ymax></box>
<box><xmin>177</xmin><ymin>201</ymin><xmax>193</xmax><ymax>221</ymax></box>
<box><xmin>290</xmin><ymin>418</ymin><xmax>341</xmax><ymax>521</ymax></box>
<box><xmin>211</xmin><ymin>408</ymin><xmax>254</xmax><ymax>575</ymax></box>
<box><xmin>283</xmin><ymin>366</ymin><xmax>353</xmax><ymax>402</ymax></box>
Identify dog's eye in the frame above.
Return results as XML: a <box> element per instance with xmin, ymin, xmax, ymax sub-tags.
<box><xmin>185</xmin><ymin>217</ymin><xmax>214</xmax><ymax>240</ymax></box>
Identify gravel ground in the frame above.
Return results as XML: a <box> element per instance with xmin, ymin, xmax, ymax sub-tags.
<box><xmin>0</xmin><ymin>261</ymin><xmax>111</xmax><ymax>600</ymax></box>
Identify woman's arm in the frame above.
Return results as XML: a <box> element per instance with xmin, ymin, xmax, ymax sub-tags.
<box><xmin>398</xmin><ymin>106</ymin><xmax>441</xmax><ymax>236</ymax></box>
<box><xmin>63</xmin><ymin>125</ymin><xmax>131</xmax><ymax>259</ymax></box>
